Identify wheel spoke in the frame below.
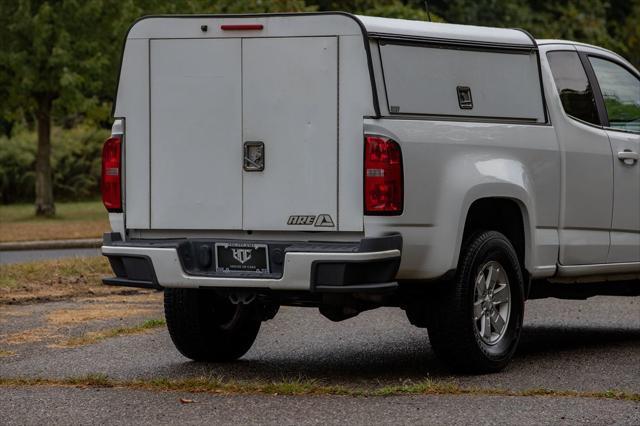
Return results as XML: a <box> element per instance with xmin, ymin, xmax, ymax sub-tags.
<box><xmin>490</xmin><ymin>310</ymin><xmax>505</xmax><ymax>333</ymax></box>
<box><xmin>487</xmin><ymin>264</ymin><xmax>501</xmax><ymax>292</ymax></box>
<box><xmin>492</xmin><ymin>284</ymin><xmax>509</xmax><ymax>305</ymax></box>
<box><xmin>484</xmin><ymin>265</ymin><xmax>495</xmax><ymax>292</ymax></box>
<box><xmin>473</xmin><ymin>301</ymin><xmax>483</xmax><ymax>320</ymax></box>
<box><xmin>476</xmin><ymin>272</ymin><xmax>487</xmax><ymax>294</ymax></box>
<box><xmin>482</xmin><ymin>314</ymin><xmax>492</xmax><ymax>339</ymax></box>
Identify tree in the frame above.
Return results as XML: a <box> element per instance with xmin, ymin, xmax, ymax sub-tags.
<box><xmin>529</xmin><ymin>0</ymin><xmax>623</xmax><ymax>53</ymax></box>
<box><xmin>422</xmin><ymin>0</ymin><xmax>639</xmax><ymax>68</ymax></box>
<box><xmin>428</xmin><ymin>0</ymin><xmax>532</xmax><ymax>27</ymax></box>
<box><xmin>619</xmin><ymin>2</ymin><xmax>640</xmax><ymax>69</ymax></box>
<box><xmin>315</xmin><ymin>0</ymin><xmax>442</xmax><ymax>20</ymax></box>
<box><xmin>360</xmin><ymin>1</ymin><xmax>443</xmax><ymax>21</ymax></box>
<box><xmin>0</xmin><ymin>0</ymin><xmax>124</xmax><ymax>216</ymax></box>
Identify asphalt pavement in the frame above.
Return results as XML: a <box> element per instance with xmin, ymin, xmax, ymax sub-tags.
<box><xmin>1</xmin><ymin>291</ymin><xmax>639</xmax><ymax>424</ymax></box>
<box><xmin>1</xmin><ymin>386</ymin><xmax>638</xmax><ymax>425</ymax></box>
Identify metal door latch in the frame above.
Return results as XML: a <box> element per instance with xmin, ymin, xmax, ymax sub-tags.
<box><xmin>244</xmin><ymin>141</ymin><xmax>265</xmax><ymax>171</ymax></box>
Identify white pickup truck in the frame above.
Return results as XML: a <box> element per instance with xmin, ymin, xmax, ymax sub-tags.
<box><xmin>101</xmin><ymin>13</ymin><xmax>640</xmax><ymax>372</ymax></box>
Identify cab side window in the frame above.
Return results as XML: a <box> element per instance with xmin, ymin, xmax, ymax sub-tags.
<box><xmin>547</xmin><ymin>51</ymin><xmax>600</xmax><ymax>125</ymax></box>
<box><xmin>589</xmin><ymin>57</ymin><xmax>640</xmax><ymax>133</ymax></box>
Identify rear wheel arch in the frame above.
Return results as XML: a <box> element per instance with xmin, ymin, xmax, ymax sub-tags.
<box><xmin>459</xmin><ymin>197</ymin><xmax>532</xmax><ymax>291</ymax></box>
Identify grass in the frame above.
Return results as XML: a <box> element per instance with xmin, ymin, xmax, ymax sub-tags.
<box><xmin>0</xmin><ymin>256</ymin><xmax>110</xmax><ymax>290</ymax></box>
<box><xmin>0</xmin><ymin>350</ymin><xmax>15</xmax><ymax>357</ymax></box>
<box><xmin>0</xmin><ymin>200</ymin><xmax>109</xmax><ymax>242</ymax></box>
<box><xmin>0</xmin><ymin>375</ymin><xmax>638</xmax><ymax>402</ymax></box>
<box><xmin>57</xmin><ymin>319</ymin><xmax>166</xmax><ymax>348</ymax></box>
<box><xmin>0</xmin><ymin>256</ymin><xmax>129</xmax><ymax>304</ymax></box>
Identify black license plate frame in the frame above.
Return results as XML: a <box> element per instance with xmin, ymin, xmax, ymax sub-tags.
<box><xmin>214</xmin><ymin>243</ymin><xmax>270</xmax><ymax>274</ymax></box>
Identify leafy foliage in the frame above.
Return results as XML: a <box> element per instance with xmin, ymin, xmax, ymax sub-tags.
<box><xmin>0</xmin><ymin>133</ymin><xmax>36</xmax><ymax>204</ymax></box>
<box><xmin>360</xmin><ymin>1</ymin><xmax>443</xmax><ymax>21</ymax></box>
<box><xmin>0</xmin><ymin>125</ymin><xmax>108</xmax><ymax>203</ymax></box>
<box><xmin>620</xmin><ymin>2</ymin><xmax>640</xmax><ymax>69</ymax></box>
<box><xmin>603</xmin><ymin>97</ymin><xmax>640</xmax><ymax>132</ymax></box>
<box><xmin>0</xmin><ymin>1</ymin><xmax>122</xmax><ymax>123</ymax></box>
<box><xmin>416</xmin><ymin>0</ymin><xmax>639</xmax><ymax>67</ymax></box>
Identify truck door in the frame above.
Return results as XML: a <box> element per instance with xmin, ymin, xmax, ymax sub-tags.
<box><xmin>149</xmin><ymin>39</ymin><xmax>243</xmax><ymax>229</ymax></box>
<box><xmin>545</xmin><ymin>49</ymin><xmax>614</xmax><ymax>265</ymax></box>
<box><xmin>242</xmin><ymin>37</ymin><xmax>338</xmax><ymax>231</ymax></box>
<box><xmin>586</xmin><ymin>55</ymin><xmax>640</xmax><ymax>263</ymax></box>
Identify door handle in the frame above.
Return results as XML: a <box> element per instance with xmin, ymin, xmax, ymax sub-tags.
<box><xmin>617</xmin><ymin>150</ymin><xmax>639</xmax><ymax>166</ymax></box>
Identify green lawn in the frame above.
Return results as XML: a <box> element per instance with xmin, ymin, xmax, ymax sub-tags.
<box><xmin>0</xmin><ymin>200</ymin><xmax>106</xmax><ymax>222</ymax></box>
<box><xmin>0</xmin><ymin>200</ymin><xmax>109</xmax><ymax>242</ymax></box>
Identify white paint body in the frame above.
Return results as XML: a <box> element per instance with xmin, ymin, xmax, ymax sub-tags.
<box><xmin>107</xmin><ymin>13</ymin><xmax>640</xmax><ymax>289</ymax></box>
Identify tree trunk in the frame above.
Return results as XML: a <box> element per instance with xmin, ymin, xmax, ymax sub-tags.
<box><xmin>35</xmin><ymin>96</ymin><xmax>55</xmax><ymax>217</ymax></box>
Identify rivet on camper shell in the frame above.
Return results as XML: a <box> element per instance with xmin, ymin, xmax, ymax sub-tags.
<box><xmin>200</xmin><ymin>25</ymin><xmax>208</xmax><ymax>32</ymax></box>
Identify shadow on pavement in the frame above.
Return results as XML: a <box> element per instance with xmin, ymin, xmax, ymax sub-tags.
<box><xmin>169</xmin><ymin>324</ymin><xmax>640</xmax><ymax>384</ymax></box>
<box><xmin>518</xmin><ymin>324</ymin><xmax>640</xmax><ymax>355</ymax></box>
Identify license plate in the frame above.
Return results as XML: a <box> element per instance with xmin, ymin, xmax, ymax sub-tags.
<box><xmin>215</xmin><ymin>243</ymin><xmax>269</xmax><ymax>273</ymax></box>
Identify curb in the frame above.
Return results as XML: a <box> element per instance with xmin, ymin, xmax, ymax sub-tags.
<box><xmin>0</xmin><ymin>238</ymin><xmax>102</xmax><ymax>251</ymax></box>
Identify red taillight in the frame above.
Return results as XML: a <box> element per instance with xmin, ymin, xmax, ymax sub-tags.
<box><xmin>364</xmin><ymin>135</ymin><xmax>403</xmax><ymax>215</ymax></box>
<box><xmin>101</xmin><ymin>135</ymin><xmax>122</xmax><ymax>212</ymax></box>
<box><xmin>220</xmin><ymin>24</ymin><xmax>263</xmax><ymax>31</ymax></box>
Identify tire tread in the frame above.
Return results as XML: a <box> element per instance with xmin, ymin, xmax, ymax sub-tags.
<box><xmin>164</xmin><ymin>288</ymin><xmax>261</xmax><ymax>362</ymax></box>
<box><xmin>427</xmin><ymin>230</ymin><xmax>524</xmax><ymax>373</ymax></box>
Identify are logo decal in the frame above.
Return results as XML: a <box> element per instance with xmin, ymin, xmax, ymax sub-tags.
<box><xmin>314</xmin><ymin>214</ymin><xmax>335</xmax><ymax>227</ymax></box>
<box><xmin>287</xmin><ymin>214</ymin><xmax>335</xmax><ymax>227</ymax></box>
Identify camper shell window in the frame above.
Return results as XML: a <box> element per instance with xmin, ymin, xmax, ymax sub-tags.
<box><xmin>378</xmin><ymin>41</ymin><xmax>546</xmax><ymax>122</ymax></box>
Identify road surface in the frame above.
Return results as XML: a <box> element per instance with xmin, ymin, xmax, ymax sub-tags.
<box><xmin>1</xmin><ymin>292</ymin><xmax>638</xmax><ymax>425</ymax></box>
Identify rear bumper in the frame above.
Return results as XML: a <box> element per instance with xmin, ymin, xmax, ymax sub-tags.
<box><xmin>101</xmin><ymin>233</ymin><xmax>402</xmax><ymax>293</ymax></box>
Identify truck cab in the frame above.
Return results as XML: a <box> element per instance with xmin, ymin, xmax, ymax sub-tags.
<box><xmin>102</xmin><ymin>13</ymin><xmax>640</xmax><ymax>373</ymax></box>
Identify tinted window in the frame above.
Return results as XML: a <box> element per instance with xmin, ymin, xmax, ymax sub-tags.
<box><xmin>379</xmin><ymin>43</ymin><xmax>545</xmax><ymax>122</ymax></box>
<box><xmin>547</xmin><ymin>51</ymin><xmax>600</xmax><ymax>125</ymax></box>
<box><xmin>589</xmin><ymin>57</ymin><xmax>640</xmax><ymax>133</ymax></box>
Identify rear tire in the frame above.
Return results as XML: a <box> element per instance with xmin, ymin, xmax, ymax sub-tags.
<box><xmin>427</xmin><ymin>230</ymin><xmax>525</xmax><ymax>373</ymax></box>
<box><xmin>164</xmin><ymin>288</ymin><xmax>261</xmax><ymax>362</ymax></box>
